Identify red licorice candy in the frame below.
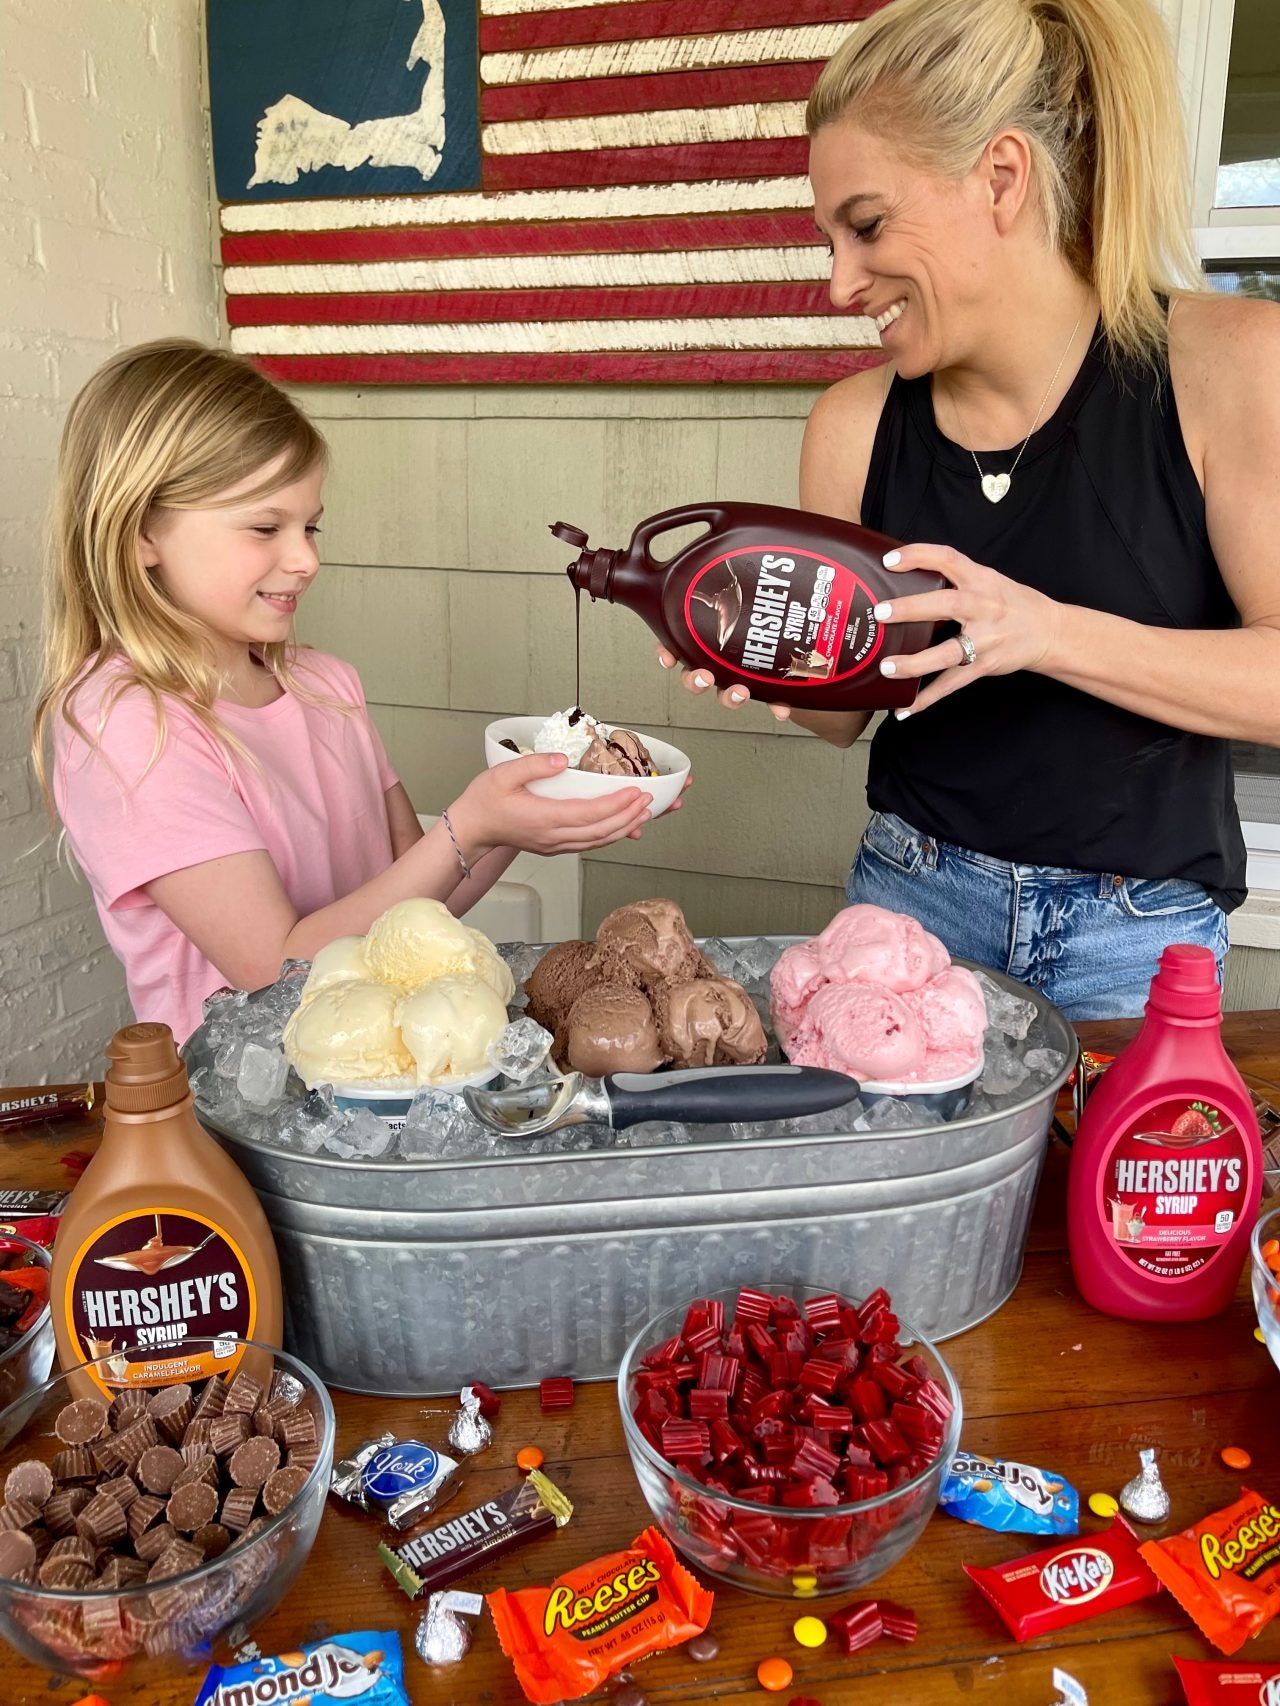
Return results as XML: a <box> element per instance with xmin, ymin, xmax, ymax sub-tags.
<box><xmin>539</xmin><ymin>1377</ymin><xmax>575</xmax><ymax>1413</ymax></box>
<box><xmin>829</xmin><ymin>1600</ymin><xmax>883</xmax><ymax>1653</ymax></box>
<box><xmin>468</xmin><ymin>1381</ymin><xmax>502</xmax><ymax>1419</ymax></box>
<box><xmin>965</xmin><ymin>1518</ymin><xmax>1159</xmax><ymax>1641</ymax></box>
<box><xmin>878</xmin><ymin>1599</ymin><xmax>919</xmax><ymax>1642</ymax></box>
<box><xmin>1173</xmin><ymin>1655</ymin><xmax>1280</xmax><ymax>1703</ymax></box>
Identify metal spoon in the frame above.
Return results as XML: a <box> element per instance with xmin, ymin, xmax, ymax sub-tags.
<box><xmin>464</xmin><ymin>1063</ymin><xmax>861</xmax><ymax>1139</ymax></box>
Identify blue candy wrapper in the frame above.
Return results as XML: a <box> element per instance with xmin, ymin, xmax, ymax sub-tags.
<box><xmin>939</xmin><ymin>1451</ymin><xmax>1079</xmax><ymax>1535</ymax></box>
<box><xmin>195</xmin><ymin>1631</ymin><xmax>407</xmax><ymax>1705</ymax></box>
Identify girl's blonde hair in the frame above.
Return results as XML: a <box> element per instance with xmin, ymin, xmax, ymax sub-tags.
<box><xmin>806</xmin><ymin>0</ymin><xmax>1203</xmax><ymax>365</ymax></box>
<box><xmin>33</xmin><ymin>339</ymin><xmax>328</xmax><ymax>806</ymax></box>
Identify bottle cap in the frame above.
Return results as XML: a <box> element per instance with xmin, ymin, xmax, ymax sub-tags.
<box><xmin>103</xmin><ymin>1023</ymin><xmax>191</xmax><ymax>1114</ymax></box>
<box><xmin>1147</xmin><ymin>945</ymin><xmax>1221</xmax><ymax>1021</ymax></box>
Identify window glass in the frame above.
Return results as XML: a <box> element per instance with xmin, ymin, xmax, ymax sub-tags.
<box><xmin>1207</xmin><ymin>265</ymin><xmax>1280</xmax><ymax>303</ymax></box>
<box><xmin>1215</xmin><ymin>0</ymin><xmax>1280</xmax><ymax>208</ymax></box>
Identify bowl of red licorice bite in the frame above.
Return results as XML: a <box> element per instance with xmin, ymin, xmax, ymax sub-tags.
<box><xmin>617</xmin><ymin>1284</ymin><xmax>961</xmax><ymax>1599</ymax></box>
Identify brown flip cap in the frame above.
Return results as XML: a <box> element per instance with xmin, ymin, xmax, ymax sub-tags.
<box><xmin>103</xmin><ymin>1023</ymin><xmax>190</xmax><ymax>1114</ymax></box>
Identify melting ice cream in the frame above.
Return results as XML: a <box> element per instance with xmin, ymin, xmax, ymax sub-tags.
<box><xmin>506</xmin><ymin>708</ymin><xmax>660</xmax><ymax>777</ymax></box>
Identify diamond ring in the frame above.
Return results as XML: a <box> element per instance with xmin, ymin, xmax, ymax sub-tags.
<box><xmin>956</xmin><ymin>631</ymin><xmax>978</xmax><ymax>668</ymax></box>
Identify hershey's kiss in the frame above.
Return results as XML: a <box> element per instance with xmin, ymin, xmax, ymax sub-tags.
<box><xmin>447</xmin><ymin>1386</ymin><xmax>493</xmax><ymax>1457</ymax></box>
<box><xmin>1119</xmin><ymin>1447</ymin><xmax>1170</xmax><ymax>1524</ymax></box>
<box><xmin>415</xmin><ymin>1594</ymin><xmax>473</xmax><ymax>1666</ymax></box>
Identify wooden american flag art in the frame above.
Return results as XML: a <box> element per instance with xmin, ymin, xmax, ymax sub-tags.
<box><xmin>208</xmin><ymin>0</ymin><xmax>891</xmax><ymax>385</ymax></box>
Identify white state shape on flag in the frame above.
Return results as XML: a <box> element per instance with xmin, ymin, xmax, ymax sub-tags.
<box><xmin>231</xmin><ymin>316</ymin><xmax>878</xmax><ymax>356</ymax></box>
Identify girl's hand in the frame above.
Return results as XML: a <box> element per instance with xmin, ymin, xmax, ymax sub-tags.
<box><xmin>872</xmin><ymin>544</ymin><xmax>1063</xmax><ymax>716</ymax></box>
<box><xmin>656</xmin><ymin>646</ymin><xmax>792</xmax><ymax>723</ymax></box>
<box><xmin>450</xmin><ymin>752</ymin><xmax>656</xmax><ymax>858</ymax></box>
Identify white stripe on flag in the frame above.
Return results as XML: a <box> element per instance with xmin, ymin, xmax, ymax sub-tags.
<box><xmin>219</xmin><ymin>176</ymin><xmax>813</xmax><ymax>233</ymax></box>
<box><xmin>225</xmin><ymin>245</ymin><xmax>831</xmax><ymax>296</ymax></box>
<box><xmin>231</xmin><ymin>316</ymin><xmax>878</xmax><ymax>355</ymax></box>
<box><xmin>482</xmin><ymin>0</ymin><xmax>651</xmax><ymax>12</ymax></box>
<box><xmin>482</xmin><ymin>101</ymin><xmax>807</xmax><ymax>156</ymax></box>
<box><xmin>481</xmin><ymin>25</ymin><xmax>853</xmax><ymax>86</ymax></box>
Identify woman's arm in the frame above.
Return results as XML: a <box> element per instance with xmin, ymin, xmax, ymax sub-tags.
<box><xmin>868</xmin><ymin>296</ymin><xmax>1280</xmax><ymax>739</ymax></box>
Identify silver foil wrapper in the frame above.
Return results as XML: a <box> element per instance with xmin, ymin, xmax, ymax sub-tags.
<box><xmin>1119</xmin><ymin>1447</ymin><xmax>1171</xmax><ymax>1524</ymax></box>
<box><xmin>329</xmin><ymin>1433</ymin><xmax>465</xmax><ymax>1530</ymax></box>
<box><xmin>415</xmin><ymin>1590</ymin><xmax>481</xmax><ymax>1665</ymax></box>
<box><xmin>448</xmin><ymin>1388</ymin><xmax>493</xmax><ymax>1457</ymax></box>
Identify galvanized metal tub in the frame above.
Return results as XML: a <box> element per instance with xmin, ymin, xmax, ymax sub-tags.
<box><xmin>189</xmin><ymin>942</ymin><xmax>1074</xmax><ymax>1395</ymax></box>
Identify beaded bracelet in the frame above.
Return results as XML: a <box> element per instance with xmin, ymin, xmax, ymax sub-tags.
<box><xmin>440</xmin><ymin>808</ymin><xmax>473</xmax><ymax>881</ymax></box>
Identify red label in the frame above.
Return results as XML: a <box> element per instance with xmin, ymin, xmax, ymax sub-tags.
<box><xmin>682</xmin><ymin>545</ymin><xmax>884</xmax><ymax>686</ymax></box>
<box><xmin>1098</xmin><ymin>1099</ymin><xmax>1249</xmax><ymax>1281</ymax></box>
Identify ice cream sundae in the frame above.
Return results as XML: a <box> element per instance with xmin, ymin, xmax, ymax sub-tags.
<box><xmin>525</xmin><ymin>898</ymin><xmax>767</xmax><ymax>1075</ymax></box>
<box><xmin>499</xmin><ymin>708</ymin><xmax>660</xmax><ymax>777</ymax></box>
<box><xmin>771</xmin><ymin>904</ymin><xmax>987</xmax><ymax>1086</ymax></box>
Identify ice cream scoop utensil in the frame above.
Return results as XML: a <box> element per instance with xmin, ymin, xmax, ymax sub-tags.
<box><xmin>464</xmin><ymin>1064</ymin><xmax>860</xmax><ymax>1138</ymax></box>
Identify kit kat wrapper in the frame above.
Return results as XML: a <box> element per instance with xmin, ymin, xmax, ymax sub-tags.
<box><xmin>964</xmin><ymin>1518</ymin><xmax>1159</xmax><ymax>1641</ymax></box>
<box><xmin>379</xmin><ymin>1470</ymin><xmax>572</xmax><ymax>1599</ymax></box>
<box><xmin>1174</xmin><ymin>1655</ymin><xmax>1280</xmax><ymax>1703</ymax></box>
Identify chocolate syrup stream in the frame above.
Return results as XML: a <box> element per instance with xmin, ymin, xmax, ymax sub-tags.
<box><xmin>574</xmin><ymin>584</ymin><xmax>581</xmax><ymax>710</ymax></box>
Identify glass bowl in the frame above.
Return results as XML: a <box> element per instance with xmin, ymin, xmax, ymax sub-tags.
<box><xmin>0</xmin><ymin>1234</ymin><xmax>55</xmax><ymax>1444</ymax></box>
<box><xmin>0</xmin><ymin>1338</ymin><xmax>334</xmax><ymax>1680</ymax></box>
<box><xmin>618</xmin><ymin>1285</ymin><xmax>962</xmax><ymax>1599</ymax></box>
<box><xmin>1252</xmin><ymin>1206</ymin><xmax>1280</xmax><ymax>1375</ymax></box>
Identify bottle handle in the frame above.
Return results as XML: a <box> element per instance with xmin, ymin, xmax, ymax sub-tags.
<box><xmin>629</xmin><ymin>503</ymin><xmax>733</xmax><ymax>573</ymax></box>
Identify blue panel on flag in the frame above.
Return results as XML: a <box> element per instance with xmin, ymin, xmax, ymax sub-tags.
<box><xmin>207</xmin><ymin>0</ymin><xmax>480</xmax><ymax>202</ymax></box>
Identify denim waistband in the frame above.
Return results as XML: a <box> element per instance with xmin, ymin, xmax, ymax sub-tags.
<box><xmin>870</xmin><ymin>810</ymin><xmax>1136</xmax><ymax>900</ymax></box>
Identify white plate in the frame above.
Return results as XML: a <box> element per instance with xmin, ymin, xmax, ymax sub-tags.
<box><xmin>485</xmin><ymin>716</ymin><xmax>689</xmax><ymax>820</ymax></box>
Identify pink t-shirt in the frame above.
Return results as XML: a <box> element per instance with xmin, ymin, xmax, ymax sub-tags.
<box><xmin>54</xmin><ymin>650</ymin><xmax>398</xmax><ymax>1043</ymax></box>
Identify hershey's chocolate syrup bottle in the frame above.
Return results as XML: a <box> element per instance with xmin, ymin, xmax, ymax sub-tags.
<box><xmin>553</xmin><ymin>503</ymin><xmax>948</xmax><ymax>710</ymax></box>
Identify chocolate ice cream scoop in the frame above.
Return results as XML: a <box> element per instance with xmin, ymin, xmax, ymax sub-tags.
<box><xmin>524</xmin><ymin>940</ymin><xmax>598</xmax><ymax>1045</ymax></box>
<box><xmin>577</xmin><ymin>728</ymin><xmax>657</xmax><ymax>777</ymax></box>
<box><xmin>660</xmin><ymin>977</ymin><xmax>768</xmax><ymax>1068</ymax></box>
<box><xmin>594</xmin><ymin>899</ymin><xmax>703</xmax><ymax>990</ymax></box>
<box><xmin>564</xmin><ymin>982</ymin><xmax>665</xmax><ymax>1077</ymax></box>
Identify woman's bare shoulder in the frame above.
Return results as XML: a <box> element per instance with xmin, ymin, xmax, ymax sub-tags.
<box><xmin>1169</xmin><ymin>291</ymin><xmax>1280</xmax><ymax>476</ymax></box>
<box><xmin>800</xmin><ymin>360</ymin><xmax>894</xmax><ymax>522</ymax></box>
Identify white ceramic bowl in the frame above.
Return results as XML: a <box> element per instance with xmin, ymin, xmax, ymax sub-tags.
<box><xmin>484</xmin><ymin>715</ymin><xmax>689</xmax><ymax>820</ymax></box>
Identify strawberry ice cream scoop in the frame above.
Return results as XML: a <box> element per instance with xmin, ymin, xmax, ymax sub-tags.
<box><xmin>786</xmin><ymin>983</ymin><xmax>926</xmax><ymax>1081</ymax></box>
<box><xmin>813</xmin><ymin>904</ymin><xmax>951</xmax><ymax>993</ymax></box>
<box><xmin>903</xmin><ymin>965</ymin><xmax>987</xmax><ymax>1081</ymax></box>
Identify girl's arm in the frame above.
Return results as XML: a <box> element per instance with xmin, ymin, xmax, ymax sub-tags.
<box><xmin>383</xmin><ymin>779</ymin><xmax>520</xmax><ymax>915</ymax></box>
<box><xmin>147</xmin><ymin>753</ymin><xmax>646</xmax><ymax>990</ymax></box>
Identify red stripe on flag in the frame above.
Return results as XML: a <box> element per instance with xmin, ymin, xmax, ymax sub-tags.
<box><xmin>483</xmin><ymin>137</ymin><xmax>809</xmax><ymax>191</ymax></box>
<box><xmin>226</xmin><ymin>281</ymin><xmax>836</xmax><ymax>326</ymax></box>
<box><xmin>480</xmin><ymin>0</ymin><xmax>884</xmax><ymax>53</ymax></box>
<box><xmin>221</xmin><ymin>211</ymin><xmax>820</xmax><ymax>268</ymax></box>
<box><xmin>253</xmin><ymin>349</ymin><xmax>882</xmax><ymax>385</ymax></box>
<box><xmin>480</xmin><ymin>60</ymin><xmax>823</xmax><ymax>123</ymax></box>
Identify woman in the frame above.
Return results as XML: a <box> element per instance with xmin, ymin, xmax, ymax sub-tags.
<box><xmin>662</xmin><ymin>0</ymin><xmax>1280</xmax><ymax>1019</ymax></box>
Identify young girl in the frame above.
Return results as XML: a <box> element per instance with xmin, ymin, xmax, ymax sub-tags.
<box><xmin>34</xmin><ymin>339</ymin><xmax>658</xmax><ymax>1043</ymax></box>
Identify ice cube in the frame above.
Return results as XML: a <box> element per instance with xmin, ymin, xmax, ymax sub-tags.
<box><xmin>398</xmin><ymin>1089</ymin><xmax>498</xmax><ymax>1160</ymax></box>
<box><xmin>974</xmin><ymin>972</ymin><xmax>1038</xmax><ymax>1041</ymax></box>
<box><xmin>272</xmin><ymin>1088</ymin><xmax>334</xmax><ymax>1155</ymax></box>
<box><xmin>323</xmin><ymin>1107</ymin><xmax>395</xmax><ymax>1160</ymax></box>
<box><xmin>732</xmin><ymin>937</ymin><xmax>780</xmax><ymax>990</ymax></box>
<box><xmin>859</xmin><ymin>1096</ymin><xmax>919</xmax><ymax>1130</ymax></box>
<box><xmin>626</xmin><ymin>1121</ymin><xmax>690</xmax><ymax>1148</ymax></box>
<box><xmin>699</xmin><ymin>937</ymin><xmax>737</xmax><ymax>976</ymax></box>
<box><xmin>1023</xmin><ymin>1047</ymin><xmax>1068</xmax><ymax>1079</ymax></box>
<box><xmin>203</xmin><ymin>986</ymin><xmax>247</xmax><ymax>1025</ymax></box>
<box><xmin>236</xmin><ymin>1043</ymin><xmax>290</xmax><ymax>1109</ymax></box>
<box><xmin>486</xmin><ymin>1017</ymin><xmax>553</xmax><ymax>1084</ymax></box>
<box><xmin>981</xmin><ymin>1036</ymin><xmax>1033</xmax><ymax>1096</ymax></box>
<box><xmin>214</xmin><ymin>1034</ymin><xmax>250</xmax><ymax>1079</ymax></box>
<box><xmin>497</xmin><ymin>942</ymin><xmax>545</xmax><ymax>991</ymax></box>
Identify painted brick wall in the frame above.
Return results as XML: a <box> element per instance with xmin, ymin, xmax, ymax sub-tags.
<box><xmin>0</xmin><ymin>0</ymin><xmax>220</xmax><ymax>1081</ymax></box>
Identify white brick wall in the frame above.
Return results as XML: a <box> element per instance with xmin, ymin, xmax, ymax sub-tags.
<box><xmin>0</xmin><ymin>0</ymin><xmax>221</xmax><ymax>1081</ymax></box>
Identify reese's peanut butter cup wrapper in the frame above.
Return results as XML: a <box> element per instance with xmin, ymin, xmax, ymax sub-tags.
<box><xmin>1140</xmin><ymin>1489</ymin><xmax>1280</xmax><ymax>1655</ymax></box>
<box><xmin>488</xmin><ymin>1524</ymin><xmax>714</xmax><ymax>1704</ymax></box>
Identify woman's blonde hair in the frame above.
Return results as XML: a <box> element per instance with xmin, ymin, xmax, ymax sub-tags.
<box><xmin>806</xmin><ymin>0</ymin><xmax>1202</xmax><ymax>365</ymax></box>
<box><xmin>33</xmin><ymin>338</ymin><xmax>328</xmax><ymax>807</ymax></box>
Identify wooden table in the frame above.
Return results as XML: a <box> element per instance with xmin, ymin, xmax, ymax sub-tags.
<box><xmin>6</xmin><ymin>1012</ymin><xmax>1280</xmax><ymax>1705</ymax></box>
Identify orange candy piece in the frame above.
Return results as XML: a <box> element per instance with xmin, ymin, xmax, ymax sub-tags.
<box><xmin>516</xmin><ymin>1445</ymin><xmax>545</xmax><ymax>1473</ymax></box>
<box><xmin>1221</xmin><ymin>1446</ymin><xmax>1252</xmax><ymax>1470</ymax></box>
<box><xmin>758</xmin><ymin>1657</ymin><xmax>795</xmax><ymax>1691</ymax></box>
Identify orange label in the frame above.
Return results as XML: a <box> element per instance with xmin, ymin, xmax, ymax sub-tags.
<box><xmin>63</xmin><ymin>1207</ymin><xmax>258</xmax><ymax>1397</ymax></box>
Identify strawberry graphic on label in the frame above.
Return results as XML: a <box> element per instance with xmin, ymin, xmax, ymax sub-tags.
<box><xmin>1170</xmin><ymin>1102</ymin><xmax>1223</xmax><ymax>1139</ymax></box>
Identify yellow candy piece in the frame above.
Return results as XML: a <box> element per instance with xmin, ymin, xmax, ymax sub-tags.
<box><xmin>791</xmin><ymin>1572</ymin><xmax>818</xmax><ymax>1593</ymax></box>
<box><xmin>793</xmin><ymin>1615</ymin><xmax>828</xmax><ymax>1649</ymax></box>
<box><xmin>1256</xmin><ymin>1326</ymin><xmax>1266</xmax><ymax>1343</ymax></box>
<box><xmin>1088</xmin><ymin>1492</ymin><xmax>1119</xmax><ymax>1518</ymax></box>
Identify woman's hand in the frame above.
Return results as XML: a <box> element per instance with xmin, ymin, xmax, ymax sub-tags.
<box><xmin>872</xmin><ymin>544</ymin><xmax>1063</xmax><ymax>716</ymax></box>
<box><xmin>449</xmin><ymin>752</ymin><xmax>664</xmax><ymax>858</ymax></box>
<box><xmin>656</xmin><ymin>646</ymin><xmax>792</xmax><ymax>722</ymax></box>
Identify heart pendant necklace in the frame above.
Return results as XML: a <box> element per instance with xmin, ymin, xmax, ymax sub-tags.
<box><xmin>951</xmin><ymin>305</ymin><xmax>1086</xmax><ymax>503</ymax></box>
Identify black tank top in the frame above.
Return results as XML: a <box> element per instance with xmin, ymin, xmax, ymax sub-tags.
<box><xmin>861</xmin><ymin>322</ymin><xmax>1246</xmax><ymax>910</ymax></box>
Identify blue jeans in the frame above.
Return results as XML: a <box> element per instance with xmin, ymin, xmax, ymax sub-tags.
<box><xmin>848</xmin><ymin>811</ymin><xmax>1229</xmax><ymax>1021</ymax></box>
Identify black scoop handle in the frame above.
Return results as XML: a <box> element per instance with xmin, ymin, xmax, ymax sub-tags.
<box><xmin>602</xmin><ymin>1064</ymin><xmax>860</xmax><ymax>1129</ymax></box>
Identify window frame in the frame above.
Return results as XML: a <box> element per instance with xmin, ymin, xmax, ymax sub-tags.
<box><xmin>1180</xmin><ymin>0</ymin><xmax>1280</xmax><ymax>260</ymax></box>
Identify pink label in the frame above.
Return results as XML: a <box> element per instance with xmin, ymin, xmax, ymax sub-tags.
<box><xmin>1098</xmin><ymin>1098</ymin><xmax>1249</xmax><ymax>1281</ymax></box>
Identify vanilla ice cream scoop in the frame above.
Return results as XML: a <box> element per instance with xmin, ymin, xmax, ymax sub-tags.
<box><xmin>363</xmin><ymin>898</ymin><xmax>477</xmax><ymax>989</ymax></box>
<box><xmin>283</xmin><ymin>979</ymin><xmax>413</xmax><ymax>1086</ymax></box>
<box><xmin>299</xmin><ymin>935</ymin><xmax>369</xmax><ymax>1005</ymax></box>
<box><xmin>395</xmin><ymin>977</ymin><xmax>509</xmax><ymax>1083</ymax></box>
<box><xmin>465</xmin><ymin>927</ymin><xmax>516</xmax><ymax>1004</ymax></box>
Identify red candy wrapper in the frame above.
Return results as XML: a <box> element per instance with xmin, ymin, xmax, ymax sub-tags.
<box><xmin>1174</xmin><ymin>1655</ymin><xmax>1280</xmax><ymax>1702</ymax></box>
<box><xmin>488</xmin><ymin>1525</ymin><xmax>713</xmax><ymax>1703</ymax></box>
<box><xmin>1141</xmin><ymin>1490</ymin><xmax>1280</xmax><ymax>1656</ymax></box>
<box><xmin>965</xmin><ymin>1518</ymin><xmax>1159</xmax><ymax>1641</ymax></box>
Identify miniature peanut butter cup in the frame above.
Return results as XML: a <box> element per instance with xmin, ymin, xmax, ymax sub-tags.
<box><xmin>0</xmin><ymin>1497</ymin><xmax>42</xmax><ymax>1531</ymax></box>
<box><xmin>229</xmin><ymin>1435</ymin><xmax>279</xmax><ymax>1490</ymax></box>
<box><xmin>50</xmin><ymin>1447</ymin><xmax>96</xmax><ymax>1483</ymax></box>
<box><xmin>223</xmin><ymin>1371</ymin><xmax>263</xmax><ymax>1416</ymax></box>
<box><xmin>5</xmin><ymin>1461</ymin><xmax>53</xmax><ymax>1509</ymax></box>
<box><xmin>262</xmin><ymin>1464</ymin><xmax>309</xmax><ymax>1516</ymax></box>
<box><xmin>0</xmin><ymin>1530</ymin><xmax>36</xmax><ymax>1579</ymax></box>
<box><xmin>43</xmin><ymin>1486</ymin><xmax>91</xmax><ymax>1534</ymax></box>
<box><xmin>134</xmin><ymin>1520</ymin><xmax>178</xmax><ymax>1563</ymax></box>
<box><xmin>220</xmin><ymin>1486</ymin><xmax>258</xmax><ymax>1532</ymax></box>
<box><xmin>192</xmin><ymin>1377</ymin><xmax>227</xmax><ymax>1422</ymax></box>
<box><xmin>55</xmin><ymin>1397</ymin><xmax>108</xmax><ymax>1445</ymax></box>
<box><xmin>209</xmin><ymin>1412</ymin><xmax>251</xmax><ymax>1455</ymax></box>
<box><xmin>74</xmin><ymin>1491</ymin><xmax>127</xmax><ymax>1547</ymax></box>
<box><xmin>114</xmin><ymin>1414</ymin><xmax>160</xmax><ymax>1466</ymax></box>
<box><xmin>137</xmin><ymin>1444</ymin><xmax>184</xmax><ymax>1495</ymax></box>
<box><xmin>46</xmin><ymin>1535</ymin><xmax>95</xmax><ymax>1568</ymax></box>
<box><xmin>173</xmin><ymin>1454</ymin><xmax>218</xmax><ymax>1491</ymax></box>
<box><xmin>109</xmin><ymin>1389</ymin><xmax>149</xmax><ymax>1431</ymax></box>
<box><xmin>38</xmin><ymin>1554</ymin><xmax>94</xmax><ymax>1590</ymax></box>
<box><xmin>192</xmin><ymin>1521</ymin><xmax>230</xmax><ymax>1559</ymax></box>
<box><xmin>148</xmin><ymin>1537</ymin><xmax>203</xmax><ymax>1579</ymax></box>
<box><xmin>98</xmin><ymin>1473</ymin><xmax>139</xmax><ymax>1511</ymax></box>
<box><xmin>125</xmin><ymin>1492</ymin><xmax>165</xmax><ymax>1542</ymax></box>
<box><xmin>97</xmin><ymin>1554</ymin><xmax>148</xmax><ymax>1590</ymax></box>
<box><xmin>148</xmin><ymin>1383</ymin><xmax>194</xmax><ymax>1444</ymax></box>
<box><xmin>277</xmin><ymin>1408</ymin><xmax>316</xmax><ymax>1448</ymax></box>
<box><xmin>182</xmin><ymin>1418</ymin><xmax>214</xmax><ymax>1452</ymax></box>
<box><xmin>167</xmin><ymin>1480</ymin><xmax>218</xmax><ymax>1533</ymax></box>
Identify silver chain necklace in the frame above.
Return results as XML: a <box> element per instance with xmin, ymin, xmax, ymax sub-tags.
<box><xmin>947</xmin><ymin>305</ymin><xmax>1086</xmax><ymax>503</ymax></box>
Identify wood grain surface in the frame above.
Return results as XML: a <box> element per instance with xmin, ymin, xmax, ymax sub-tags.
<box><xmin>5</xmin><ymin>1011</ymin><xmax>1280</xmax><ymax>1705</ymax></box>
